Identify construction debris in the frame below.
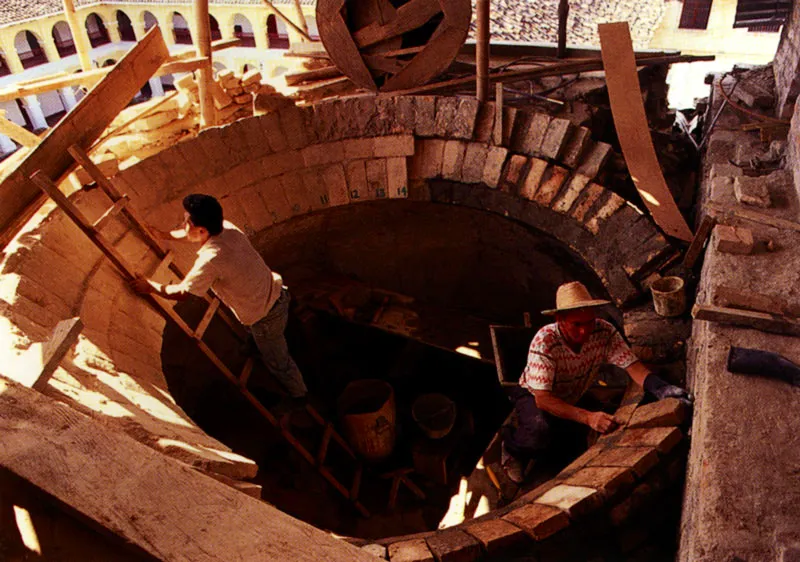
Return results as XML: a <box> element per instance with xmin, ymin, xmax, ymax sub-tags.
<box><xmin>713</xmin><ymin>224</ymin><xmax>755</xmax><ymax>255</ymax></box>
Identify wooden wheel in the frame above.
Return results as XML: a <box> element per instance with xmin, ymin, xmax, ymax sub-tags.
<box><xmin>317</xmin><ymin>0</ymin><xmax>472</xmax><ymax>92</ymax></box>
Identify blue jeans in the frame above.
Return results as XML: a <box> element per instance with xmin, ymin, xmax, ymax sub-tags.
<box><xmin>249</xmin><ymin>288</ymin><xmax>307</xmax><ymax>398</ymax></box>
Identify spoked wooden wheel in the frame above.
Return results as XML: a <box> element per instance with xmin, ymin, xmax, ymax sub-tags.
<box><xmin>317</xmin><ymin>0</ymin><xmax>472</xmax><ymax>92</ymax></box>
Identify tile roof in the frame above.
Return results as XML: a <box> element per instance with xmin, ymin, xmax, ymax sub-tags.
<box><xmin>469</xmin><ymin>0</ymin><xmax>666</xmax><ymax>49</ymax></box>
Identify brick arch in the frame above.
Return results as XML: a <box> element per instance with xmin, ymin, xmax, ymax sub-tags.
<box><xmin>117</xmin><ymin>96</ymin><xmax>673</xmax><ymax>307</ymax></box>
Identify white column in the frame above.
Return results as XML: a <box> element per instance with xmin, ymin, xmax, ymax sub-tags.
<box><xmin>23</xmin><ymin>96</ymin><xmax>48</xmax><ymax>131</ymax></box>
<box><xmin>0</xmin><ymin>134</ymin><xmax>17</xmax><ymax>154</ymax></box>
<box><xmin>148</xmin><ymin>77</ymin><xmax>165</xmax><ymax>97</ymax></box>
<box><xmin>60</xmin><ymin>87</ymin><xmax>78</xmax><ymax>110</ymax></box>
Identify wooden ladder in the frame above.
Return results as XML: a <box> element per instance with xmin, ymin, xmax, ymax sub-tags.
<box><xmin>30</xmin><ymin>146</ymin><xmax>369</xmax><ymax>517</ymax></box>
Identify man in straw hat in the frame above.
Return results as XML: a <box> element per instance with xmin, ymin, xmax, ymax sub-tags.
<box><xmin>501</xmin><ymin>281</ymin><xmax>689</xmax><ymax>484</ymax></box>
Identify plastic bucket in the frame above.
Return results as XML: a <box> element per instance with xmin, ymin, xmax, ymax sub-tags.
<box><xmin>651</xmin><ymin>276</ymin><xmax>686</xmax><ymax>317</ymax></box>
<box><xmin>337</xmin><ymin>379</ymin><xmax>396</xmax><ymax>462</ymax></box>
<box><xmin>412</xmin><ymin>393</ymin><xmax>457</xmax><ymax>439</ymax></box>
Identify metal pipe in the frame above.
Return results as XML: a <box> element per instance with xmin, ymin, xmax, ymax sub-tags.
<box><xmin>476</xmin><ymin>0</ymin><xmax>490</xmax><ymax>102</ymax></box>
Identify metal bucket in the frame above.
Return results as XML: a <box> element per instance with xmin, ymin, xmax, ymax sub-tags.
<box><xmin>651</xmin><ymin>276</ymin><xmax>686</xmax><ymax>317</ymax></box>
<box><xmin>337</xmin><ymin>379</ymin><xmax>396</xmax><ymax>462</ymax></box>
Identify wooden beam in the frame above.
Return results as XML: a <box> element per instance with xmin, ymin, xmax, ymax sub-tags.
<box><xmin>707</xmin><ymin>202</ymin><xmax>800</xmax><ymax>233</ymax></box>
<box><xmin>0</xmin><ymin>27</ymin><xmax>170</xmax><ymax>249</ymax></box>
<box><xmin>693</xmin><ymin>303</ymin><xmax>800</xmax><ymax>338</ymax></box>
<box><xmin>0</xmin><ymin>110</ymin><xmax>41</xmax><ymax>147</ymax></box>
<box><xmin>2</xmin><ymin>318</ymin><xmax>83</xmax><ymax>391</ymax></box>
<box><xmin>598</xmin><ymin>22</ymin><xmax>693</xmax><ymax>241</ymax></box>
<box><xmin>557</xmin><ymin>0</ymin><xmax>569</xmax><ymax>58</ymax></box>
<box><xmin>682</xmin><ymin>215</ymin><xmax>716</xmax><ymax>269</ymax></box>
<box><xmin>194</xmin><ymin>0</ymin><xmax>216</xmax><ymax>127</ymax></box>
<box><xmin>260</xmin><ymin>0</ymin><xmax>313</xmax><ymax>42</ymax></box>
<box><xmin>0</xmin><ymin>377</ymin><xmax>383</xmax><ymax>561</ymax></box>
<box><xmin>63</xmin><ymin>0</ymin><xmax>92</xmax><ymax>72</ymax></box>
<box><xmin>91</xmin><ymin>91</ymin><xmax>179</xmax><ymax>151</ymax></box>
<box><xmin>476</xmin><ymin>0</ymin><xmax>490</xmax><ymax>102</ymax></box>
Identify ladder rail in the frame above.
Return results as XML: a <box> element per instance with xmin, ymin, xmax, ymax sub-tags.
<box><xmin>32</xmin><ymin>169</ymin><xmax>370</xmax><ymax>517</ymax></box>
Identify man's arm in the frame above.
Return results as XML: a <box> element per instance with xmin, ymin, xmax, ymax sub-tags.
<box><xmin>130</xmin><ymin>276</ymin><xmax>190</xmax><ymax>301</ymax></box>
<box><xmin>533</xmin><ymin>390</ymin><xmax>617</xmax><ymax>433</ymax></box>
<box><xmin>148</xmin><ymin>224</ymin><xmax>188</xmax><ymax>241</ymax></box>
<box><xmin>625</xmin><ymin>360</ymin><xmax>650</xmax><ymax>386</ymax></box>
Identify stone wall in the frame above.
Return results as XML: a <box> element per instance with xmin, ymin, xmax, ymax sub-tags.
<box><xmin>773</xmin><ymin>0</ymin><xmax>800</xmax><ymax>118</ymax></box>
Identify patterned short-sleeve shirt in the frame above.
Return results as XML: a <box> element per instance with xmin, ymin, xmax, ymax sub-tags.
<box><xmin>519</xmin><ymin>319</ymin><xmax>638</xmax><ymax>405</ymax></box>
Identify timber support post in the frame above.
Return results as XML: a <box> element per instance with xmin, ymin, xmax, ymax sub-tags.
<box><xmin>476</xmin><ymin>0</ymin><xmax>490</xmax><ymax>101</ymax></box>
<box><xmin>194</xmin><ymin>0</ymin><xmax>216</xmax><ymax>127</ymax></box>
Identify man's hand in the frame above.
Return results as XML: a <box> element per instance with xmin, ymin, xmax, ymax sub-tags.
<box><xmin>643</xmin><ymin>373</ymin><xmax>691</xmax><ymax>404</ymax></box>
<box><xmin>586</xmin><ymin>411</ymin><xmax>617</xmax><ymax>434</ymax></box>
<box><xmin>130</xmin><ymin>276</ymin><xmax>155</xmax><ymax>294</ymax></box>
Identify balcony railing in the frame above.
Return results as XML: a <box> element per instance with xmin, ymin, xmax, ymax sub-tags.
<box><xmin>267</xmin><ymin>33</ymin><xmax>289</xmax><ymax>49</ymax></box>
<box><xmin>234</xmin><ymin>31</ymin><xmax>256</xmax><ymax>47</ymax></box>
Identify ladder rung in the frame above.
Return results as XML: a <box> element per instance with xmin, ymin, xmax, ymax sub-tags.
<box><xmin>316</xmin><ymin>423</ymin><xmax>334</xmax><ymax>466</ymax></box>
<box><xmin>239</xmin><ymin>357</ymin><xmax>254</xmax><ymax>387</ymax></box>
<box><xmin>92</xmin><ymin>196</ymin><xmax>129</xmax><ymax>231</ymax></box>
<box><xmin>150</xmin><ymin>250</ymin><xmax>174</xmax><ymax>280</ymax></box>
<box><xmin>194</xmin><ymin>298</ymin><xmax>220</xmax><ymax>340</ymax></box>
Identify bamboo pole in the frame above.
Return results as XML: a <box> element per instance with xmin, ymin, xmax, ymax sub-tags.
<box><xmin>476</xmin><ymin>0</ymin><xmax>490</xmax><ymax>102</ymax></box>
<box><xmin>291</xmin><ymin>0</ymin><xmax>310</xmax><ymax>40</ymax></box>
<box><xmin>63</xmin><ymin>0</ymin><xmax>93</xmax><ymax>72</ymax></box>
<box><xmin>193</xmin><ymin>0</ymin><xmax>216</xmax><ymax>127</ymax></box>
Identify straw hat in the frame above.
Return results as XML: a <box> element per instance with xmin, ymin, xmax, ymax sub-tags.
<box><xmin>542</xmin><ymin>281</ymin><xmax>611</xmax><ymax>316</ymax></box>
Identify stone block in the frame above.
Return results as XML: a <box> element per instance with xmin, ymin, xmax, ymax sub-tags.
<box><xmin>571</xmin><ymin>183</ymin><xmax>605</xmax><ymax>223</ymax></box>
<box><xmin>235</xmin><ymin>187</ymin><xmax>273</xmax><ymax>232</ymax></box>
<box><xmin>374</xmin><ymin>135</ymin><xmax>415</xmax><ymax>158</ymax></box>
<box><xmin>425</xmin><ymin>529</ymin><xmax>482</xmax><ymax>562</ymax></box>
<box><xmin>342</xmin><ymin>137</ymin><xmax>374</xmax><ymax>161</ymax></box>
<box><xmin>495</xmin><ymin>154</ymin><xmax>525</xmax><ymax>193</ymax></box>
<box><xmin>259</xmin><ymin>151</ymin><xmax>300</xmax><ymax>178</ymax></box>
<box><xmin>587</xmin><ymin>446</ymin><xmax>658</xmax><ymax>478</ymax></box>
<box><xmin>585</xmin><ymin>192</ymin><xmax>626</xmax><ymax>235</ymax></box>
<box><xmin>561</xmin><ymin>126</ymin><xmax>592</xmax><ymax>168</ymax></box>
<box><xmin>241</xmin><ymin>69</ymin><xmax>262</xmax><ymax>86</ymax></box>
<box><xmin>709</xmin><ymin>162</ymin><xmax>743</xmax><ymax>180</ymax></box>
<box><xmin>388</xmin><ymin>539</ymin><xmax>434</xmax><ymax>562</ymax></box>
<box><xmin>257</xmin><ymin>112</ymin><xmax>289</xmax><ymax>153</ymax></box>
<box><xmin>614</xmin><ymin>427</ymin><xmax>682</xmax><ymax>454</ymax></box>
<box><xmin>366</xmin><ymin>158</ymin><xmax>389</xmax><ymax>199</ymax></box>
<box><xmin>460</xmin><ymin>143</ymin><xmax>490</xmax><ymax>184</ymax></box>
<box><xmin>361</xmin><ymin>543</ymin><xmax>387</xmax><ymax>559</ymax></box>
<box><xmin>519</xmin><ymin>113</ymin><xmax>551</xmax><ymax>156</ymax></box>
<box><xmin>320</xmin><ymin>164</ymin><xmax>350</xmax><ymax>206</ymax></box>
<box><xmin>277</xmin><ymin>105</ymin><xmax>308</xmax><ymax>150</ymax></box>
<box><xmin>463</xmin><ymin>518</ymin><xmax>528</xmax><ymax>555</ymax></box>
<box><xmin>394</xmin><ymin>96</ymin><xmax>417</xmax><ymax>131</ymax></box>
<box><xmin>386</xmin><ymin>157</ymin><xmax>409</xmax><ymax>199</ymax></box>
<box><xmin>482</xmin><ymin>146</ymin><xmax>509</xmax><ymax>188</ymax></box>
<box><xmin>534</xmin><ymin>484</ymin><xmax>601</xmax><ymax>517</ymax></box>
<box><xmin>449</xmin><ymin>98</ymin><xmax>481</xmax><ymax>139</ymax></box>
<box><xmin>551</xmin><ymin>174</ymin><xmax>590</xmax><ymax>213</ymax></box>
<box><xmin>501</xmin><ymin>106</ymin><xmax>519</xmax><ymax>147</ymax></box>
<box><xmin>539</xmin><ymin>118</ymin><xmax>574</xmax><ymax>160</ymax></box>
<box><xmin>344</xmin><ymin>160</ymin><xmax>369</xmax><ymax>202</ymax></box>
<box><xmin>301</xmin><ymin>141</ymin><xmax>345</xmax><ymax>168</ymax></box>
<box><xmin>627</xmin><ymin>398</ymin><xmax>688</xmax><ymax>429</ymax></box>
<box><xmin>577</xmin><ymin>142</ymin><xmax>613</xmax><ymax>178</ymax></box>
<box><xmin>409</xmin><ymin>139</ymin><xmax>446</xmax><ymax>179</ymax></box>
<box><xmin>502</xmin><ymin>503</ymin><xmax>569</xmax><ymax>540</ymax></box>
<box><xmin>473</xmin><ymin>102</ymin><xmax>496</xmax><ymax>143</ymax></box>
<box><xmin>533</xmin><ymin>165</ymin><xmax>569</xmax><ymax>206</ymax></box>
<box><xmin>233</xmin><ymin>93</ymin><xmax>252</xmax><ymax>105</ymax></box>
<box><xmin>442</xmin><ymin>140</ymin><xmax>468</xmax><ymax>181</ymax></box>
<box><xmin>408</xmin><ymin>179</ymin><xmax>430</xmax><ymax>201</ymax></box>
<box><xmin>559</xmin><ymin>444</ymin><xmax>606</xmax><ymax>475</ymax></box>
<box><xmin>519</xmin><ymin>158</ymin><xmax>548</xmax><ymax>200</ymax></box>
<box><xmin>509</xmin><ymin>111</ymin><xmax>534</xmax><ymax>153</ymax></box>
<box><xmin>414</xmin><ymin>96</ymin><xmax>438</xmax><ymax>137</ymax></box>
<box><xmin>562</xmin><ymin>466</ymin><xmax>635</xmax><ymax>500</ymax></box>
<box><xmin>734</xmin><ymin>176</ymin><xmax>771</xmax><ymax>207</ymax></box>
<box><xmin>714</xmin><ymin>224</ymin><xmax>754</xmax><ymax>255</ymax></box>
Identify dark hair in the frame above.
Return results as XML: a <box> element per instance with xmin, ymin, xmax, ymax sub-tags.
<box><xmin>183</xmin><ymin>194</ymin><xmax>223</xmax><ymax>236</ymax></box>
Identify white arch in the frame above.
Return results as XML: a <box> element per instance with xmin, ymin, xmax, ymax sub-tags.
<box><xmin>232</xmin><ymin>13</ymin><xmax>254</xmax><ymax>34</ymax></box>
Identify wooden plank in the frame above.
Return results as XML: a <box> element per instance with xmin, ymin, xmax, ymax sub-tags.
<box><xmin>0</xmin><ymin>377</ymin><xmax>379</xmax><ymax>562</ymax></box>
<box><xmin>682</xmin><ymin>215</ymin><xmax>716</xmax><ymax>269</ymax></box>
<box><xmin>0</xmin><ymin>27</ymin><xmax>169</xmax><ymax>249</ymax></box>
<box><xmin>598</xmin><ymin>22</ymin><xmax>692</xmax><ymax>241</ymax></box>
<box><xmin>317</xmin><ymin>0</ymin><xmax>376</xmax><ymax>91</ymax></box>
<box><xmin>353</xmin><ymin>0</ymin><xmax>442</xmax><ymax>48</ymax></box>
<box><xmin>194</xmin><ymin>298</ymin><xmax>220</xmax><ymax>340</ymax></box>
<box><xmin>707</xmin><ymin>202</ymin><xmax>800</xmax><ymax>233</ymax></box>
<box><xmin>0</xmin><ymin>111</ymin><xmax>41</xmax><ymax>147</ymax></box>
<box><xmin>239</xmin><ymin>357</ymin><xmax>254</xmax><ymax>387</ymax></box>
<box><xmin>4</xmin><ymin>317</ymin><xmax>83</xmax><ymax>391</ymax></box>
<box><xmin>692</xmin><ymin>303</ymin><xmax>800</xmax><ymax>337</ymax></box>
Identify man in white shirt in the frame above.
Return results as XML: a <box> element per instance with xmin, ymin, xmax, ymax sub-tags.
<box><xmin>132</xmin><ymin>194</ymin><xmax>307</xmax><ymax>403</ymax></box>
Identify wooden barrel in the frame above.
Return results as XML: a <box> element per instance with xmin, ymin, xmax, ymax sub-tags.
<box><xmin>337</xmin><ymin>379</ymin><xmax>396</xmax><ymax>462</ymax></box>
